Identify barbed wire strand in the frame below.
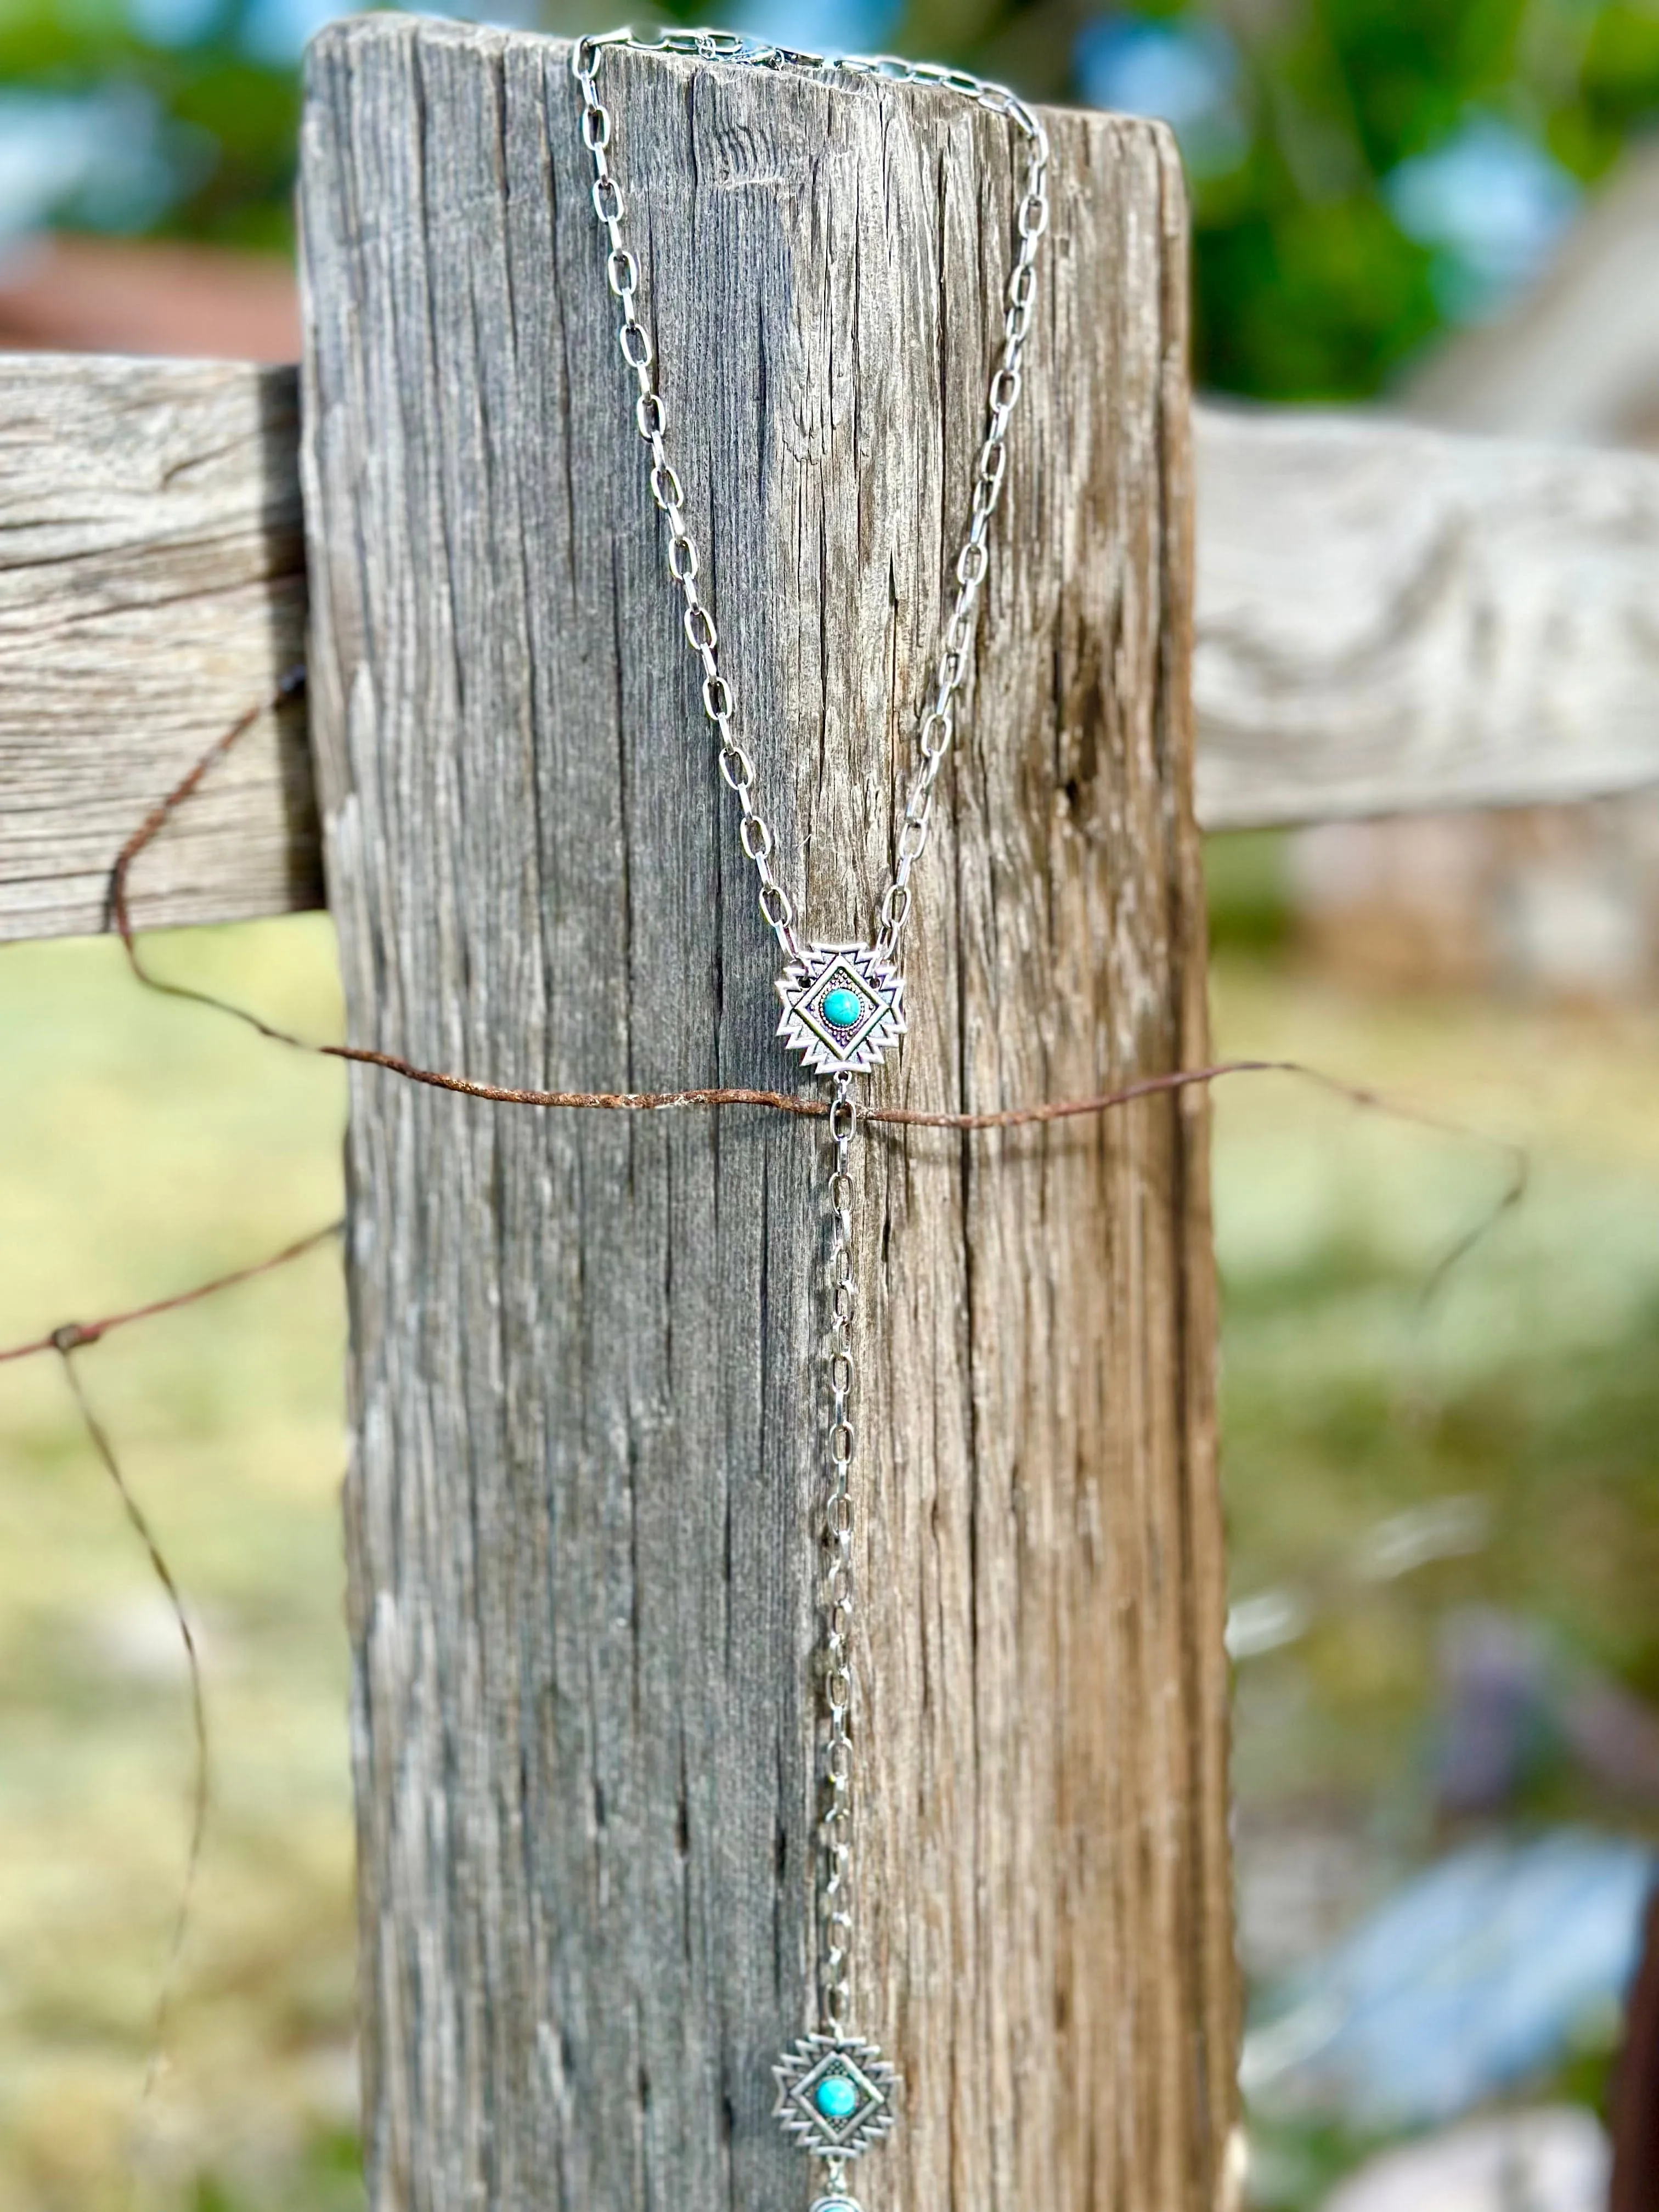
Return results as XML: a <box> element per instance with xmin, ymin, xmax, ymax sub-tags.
<box><xmin>38</xmin><ymin>669</ymin><xmax>1528</xmax><ymax>2190</ymax></box>
<box><xmin>105</xmin><ymin>670</ymin><xmax>1530</xmax><ymax>1200</ymax></box>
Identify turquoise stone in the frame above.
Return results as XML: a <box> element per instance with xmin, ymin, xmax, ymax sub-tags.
<box><xmin>822</xmin><ymin>987</ymin><xmax>864</xmax><ymax>1030</ymax></box>
<box><xmin>815</xmin><ymin>2074</ymin><xmax>860</xmax><ymax>2121</ymax></box>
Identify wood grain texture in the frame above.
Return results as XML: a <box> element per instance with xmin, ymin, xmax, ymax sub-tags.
<box><xmin>1195</xmin><ymin>404</ymin><xmax>1659</xmax><ymax>828</ymax></box>
<box><xmin>300</xmin><ymin>17</ymin><xmax>1232</xmax><ymax>2212</ymax></box>
<box><xmin>11</xmin><ymin>373</ymin><xmax>1659</xmax><ymax>949</ymax></box>
<box><xmin>0</xmin><ymin>354</ymin><xmax>315</xmax><ymax>939</ymax></box>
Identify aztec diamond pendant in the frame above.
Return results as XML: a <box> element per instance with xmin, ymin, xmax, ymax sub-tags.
<box><xmin>773</xmin><ymin>2032</ymin><xmax>899</xmax><ymax>2162</ymax></box>
<box><xmin>776</xmin><ymin>943</ymin><xmax>906</xmax><ymax>1080</ymax></box>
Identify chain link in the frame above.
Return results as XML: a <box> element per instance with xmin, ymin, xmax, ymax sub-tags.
<box><xmin>569</xmin><ymin>27</ymin><xmax>1049</xmax><ymax>963</ymax></box>
<box><xmin>821</xmin><ymin>1075</ymin><xmax>859</xmax><ymax>2034</ymax></box>
<box><xmin>571</xmin><ymin>27</ymin><xmax>803</xmax><ymax>957</ymax></box>
<box><xmin>570</xmin><ymin>26</ymin><xmax>1049</xmax><ymax>2051</ymax></box>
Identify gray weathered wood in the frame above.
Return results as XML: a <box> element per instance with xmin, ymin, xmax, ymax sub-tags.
<box><xmin>300</xmin><ymin>16</ymin><xmax>1232</xmax><ymax>2212</ymax></box>
<box><xmin>0</xmin><ymin>353</ymin><xmax>314</xmax><ymax>938</ymax></box>
<box><xmin>10</xmin><ymin>370</ymin><xmax>1659</xmax><ymax>945</ymax></box>
<box><xmin>1195</xmin><ymin>404</ymin><xmax>1659</xmax><ymax>827</ymax></box>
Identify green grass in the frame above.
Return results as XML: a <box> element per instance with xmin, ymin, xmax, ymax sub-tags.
<box><xmin>0</xmin><ymin>918</ymin><xmax>353</xmax><ymax>2212</ymax></box>
<box><xmin>2</xmin><ymin>919</ymin><xmax>1658</xmax><ymax>2208</ymax></box>
<box><xmin>1212</xmin><ymin>955</ymin><xmax>1659</xmax><ymax>2205</ymax></box>
<box><xmin>1213</xmin><ymin>958</ymin><xmax>1659</xmax><ymax>1807</ymax></box>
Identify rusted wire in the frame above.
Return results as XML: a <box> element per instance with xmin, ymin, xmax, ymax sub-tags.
<box><xmin>19</xmin><ymin>673</ymin><xmax>1529</xmax><ymax>2199</ymax></box>
<box><xmin>0</xmin><ymin>1221</ymin><xmax>344</xmax><ymax>1367</ymax></box>
<box><xmin>0</xmin><ymin>678</ymin><xmax>1529</xmax><ymax>1375</ymax></box>
<box><xmin>99</xmin><ymin>678</ymin><xmax>1527</xmax><ymax>1191</ymax></box>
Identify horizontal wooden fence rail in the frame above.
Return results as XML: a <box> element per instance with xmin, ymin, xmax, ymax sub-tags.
<box><xmin>1194</xmin><ymin>405</ymin><xmax>1659</xmax><ymax>828</ymax></box>
<box><xmin>5</xmin><ymin>355</ymin><xmax>1659</xmax><ymax>943</ymax></box>
<box><xmin>0</xmin><ymin>355</ymin><xmax>313</xmax><ymax>942</ymax></box>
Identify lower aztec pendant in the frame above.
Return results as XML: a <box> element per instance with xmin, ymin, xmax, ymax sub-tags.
<box><xmin>776</xmin><ymin>943</ymin><xmax>906</xmax><ymax>1080</ymax></box>
<box><xmin>773</xmin><ymin>2030</ymin><xmax>900</xmax><ymax>2208</ymax></box>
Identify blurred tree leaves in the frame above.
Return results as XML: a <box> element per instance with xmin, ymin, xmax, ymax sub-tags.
<box><xmin>0</xmin><ymin>0</ymin><xmax>300</xmax><ymax>249</ymax></box>
<box><xmin>3</xmin><ymin>0</ymin><xmax>1659</xmax><ymax>386</ymax></box>
<box><xmin>1054</xmin><ymin>0</ymin><xmax>1658</xmax><ymax>394</ymax></box>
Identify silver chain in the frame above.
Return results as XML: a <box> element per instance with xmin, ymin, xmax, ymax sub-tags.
<box><xmin>821</xmin><ymin>1076</ymin><xmax>859</xmax><ymax>2035</ymax></box>
<box><xmin>569</xmin><ymin>27</ymin><xmax>1049</xmax><ymax>2076</ymax></box>
<box><xmin>569</xmin><ymin>27</ymin><xmax>1050</xmax><ymax>961</ymax></box>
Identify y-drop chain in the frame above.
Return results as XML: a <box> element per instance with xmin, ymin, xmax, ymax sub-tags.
<box><xmin>821</xmin><ymin>1077</ymin><xmax>859</xmax><ymax>2040</ymax></box>
<box><xmin>569</xmin><ymin>27</ymin><xmax>1049</xmax><ymax>962</ymax></box>
<box><xmin>570</xmin><ymin>30</ymin><xmax>1048</xmax><ymax>2195</ymax></box>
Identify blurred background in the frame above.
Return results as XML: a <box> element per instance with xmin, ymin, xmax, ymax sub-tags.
<box><xmin>4</xmin><ymin>2</ymin><xmax>1659</xmax><ymax>2209</ymax></box>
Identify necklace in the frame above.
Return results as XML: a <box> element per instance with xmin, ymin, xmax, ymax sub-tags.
<box><xmin>570</xmin><ymin>31</ymin><xmax>1051</xmax><ymax>2209</ymax></box>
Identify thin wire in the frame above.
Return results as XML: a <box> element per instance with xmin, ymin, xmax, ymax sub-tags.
<box><xmin>55</xmin><ymin>1345</ymin><xmax>210</xmax><ymax>2196</ymax></box>
<box><xmin>98</xmin><ymin>691</ymin><xmax>1527</xmax><ymax>1169</ymax></box>
<box><xmin>0</xmin><ymin>1221</ymin><xmax>344</xmax><ymax>1367</ymax></box>
<box><xmin>16</xmin><ymin>675</ymin><xmax>1532</xmax><ymax>2174</ymax></box>
<box><xmin>0</xmin><ymin>1069</ymin><xmax>1528</xmax><ymax>1374</ymax></box>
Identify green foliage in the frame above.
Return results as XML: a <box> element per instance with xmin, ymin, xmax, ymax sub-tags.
<box><xmin>5</xmin><ymin>0</ymin><xmax>1659</xmax><ymax>386</ymax></box>
<box><xmin>0</xmin><ymin>0</ymin><xmax>299</xmax><ymax>250</ymax></box>
<box><xmin>1172</xmin><ymin>0</ymin><xmax>1659</xmax><ymax>395</ymax></box>
<box><xmin>1204</xmin><ymin>830</ymin><xmax>1293</xmax><ymax>955</ymax></box>
<box><xmin>161</xmin><ymin>53</ymin><xmax>302</xmax><ymax>249</ymax></box>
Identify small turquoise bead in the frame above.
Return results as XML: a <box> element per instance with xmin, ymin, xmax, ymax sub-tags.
<box><xmin>815</xmin><ymin>2074</ymin><xmax>860</xmax><ymax>2121</ymax></box>
<box><xmin>822</xmin><ymin>987</ymin><xmax>864</xmax><ymax>1030</ymax></box>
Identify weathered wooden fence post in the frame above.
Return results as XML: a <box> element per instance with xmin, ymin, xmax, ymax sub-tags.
<box><xmin>298</xmin><ymin>16</ymin><xmax>1234</xmax><ymax>2209</ymax></box>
